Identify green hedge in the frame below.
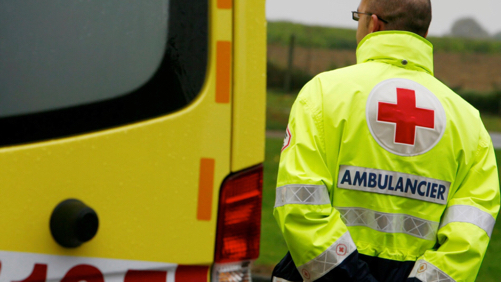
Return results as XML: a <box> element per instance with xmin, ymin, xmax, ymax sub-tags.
<box><xmin>268</xmin><ymin>21</ymin><xmax>501</xmax><ymax>54</ymax></box>
<box><xmin>268</xmin><ymin>21</ymin><xmax>357</xmax><ymax>50</ymax></box>
<box><xmin>460</xmin><ymin>91</ymin><xmax>501</xmax><ymax>114</ymax></box>
<box><xmin>267</xmin><ymin>61</ymin><xmax>313</xmax><ymax>91</ymax></box>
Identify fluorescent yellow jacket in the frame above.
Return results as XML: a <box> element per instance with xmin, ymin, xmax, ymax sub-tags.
<box><xmin>274</xmin><ymin>31</ymin><xmax>500</xmax><ymax>282</ymax></box>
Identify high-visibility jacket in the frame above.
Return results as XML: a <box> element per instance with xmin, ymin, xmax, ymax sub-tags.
<box><xmin>273</xmin><ymin>31</ymin><xmax>500</xmax><ymax>282</ymax></box>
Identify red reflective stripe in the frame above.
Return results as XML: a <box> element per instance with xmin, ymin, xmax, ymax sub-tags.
<box><xmin>216</xmin><ymin>41</ymin><xmax>232</xmax><ymax>104</ymax></box>
<box><xmin>217</xmin><ymin>0</ymin><xmax>232</xmax><ymax>9</ymax></box>
<box><xmin>378</xmin><ymin>88</ymin><xmax>434</xmax><ymax>145</ymax></box>
<box><xmin>197</xmin><ymin>158</ymin><xmax>215</xmax><ymax>221</ymax></box>
<box><xmin>124</xmin><ymin>270</ymin><xmax>167</xmax><ymax>282</ymax></box>
<box><xmin>61</xmin><ymin>264</ymin><xmax>104</xmax><ymax>282</ymax></box>
<box><xmin>175</xmin><ymin>265</ymin><xmax>209</xmax><ymax>282</ymax></box>
<box><xmin>12</xmin><ymin>264</ymin><xmax>47</xmax><ymax>282</ymax></box>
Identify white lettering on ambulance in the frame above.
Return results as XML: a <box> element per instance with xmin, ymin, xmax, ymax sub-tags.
<box><xmin>0</xmin><ymin>250</ymin><xmax>179</xmax><ymax>282</ymax></box>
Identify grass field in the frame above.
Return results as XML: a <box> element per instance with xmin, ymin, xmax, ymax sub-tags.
<box><xmin>255</xmin><ymin>90</ymin><xmax>501</xmax><ymax>280</ymax></box>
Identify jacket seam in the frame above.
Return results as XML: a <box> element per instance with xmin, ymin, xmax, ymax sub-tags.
<box><xmin>298</xmin><ymin>94</ymin><xmax>326</xmax><ymax>155</ymax></box>
<box><xmin>470</xmin><ymin>129</ymin><xmax>490</xmax><ymax>174</ymax></box>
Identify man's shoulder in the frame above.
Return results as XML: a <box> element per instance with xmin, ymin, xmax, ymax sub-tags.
<box><xmin>315</xmin><ymin>64</ymin><xmax>367</xmax><ymax>81</ymax></box>
<box><xmin>425</xmin><ymin>77</ymin><xmax>480</xmax><ymax>114</ymax></box>
<box><xmin>299</xmin><ymin>64</ymin><xmax>368</xmax><ymax>95</ymax></box>
<box><xmin>298</xmin><ymin>65</ymin><xmax>361</xmax><ymax>95</ymax></box>
<box><xmin>294</xmin><ymin>64</ymin><xmax>373</xmax><ymax>111</ymax></box>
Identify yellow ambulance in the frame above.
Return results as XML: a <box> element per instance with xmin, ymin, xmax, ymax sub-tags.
<box><xmin>0</xmin><ymin>0</ymin><xmax>265</xmax><ymax>281</ymax></box>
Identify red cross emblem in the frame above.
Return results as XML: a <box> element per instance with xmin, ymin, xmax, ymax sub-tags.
<box><xmin>366</xmin><ymin>79</ymin><xmax>445</xmax><ymax>156</ymax></box>
<box><xmin>377</xmin><ymin>88</ymin><xmax>435</xmax><ymax>145</ymax></box>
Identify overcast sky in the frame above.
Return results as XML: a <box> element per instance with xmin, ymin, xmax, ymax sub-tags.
<box><xmin>266</xmin><ymin>0</ymin><xmax>501</xmax><ymax>36</ymax></box>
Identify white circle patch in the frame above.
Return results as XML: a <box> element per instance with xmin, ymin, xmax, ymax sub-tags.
<box><xmin>366</xmin><ymin>78</ymin><xmax>446</xmax><ymax>156</ymax></box>
<box><xmin>281</xmin><ymin>126</ymin><xmax>291</xmax><ymax>152</ymax></box>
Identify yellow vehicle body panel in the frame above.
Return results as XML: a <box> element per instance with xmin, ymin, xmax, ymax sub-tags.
<box><xmin>231</xmin><ymin>0</ymin><xmax>266</xmax><ymax>172</ymax></box>
<box><xmin>0</xmin><ymin>0</ymin><xmax>261</xmax><ymax>266</ymax></box>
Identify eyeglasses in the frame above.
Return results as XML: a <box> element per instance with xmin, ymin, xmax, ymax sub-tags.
<box><xmin>352</xmin><ymin>11</ymin><xmax>388</xmax><ymax>24</ymax></box>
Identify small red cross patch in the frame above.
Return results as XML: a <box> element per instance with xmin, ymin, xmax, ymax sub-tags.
<box><xmin>301</xmin><ymin>269</ymin><xmax>311</xmax><ymax>279</ymax></box>
<box><xmin>336</xmin><ymin>244</ymin><xmax>347</xmax><ymax>256</ymax></box>
<box><xmin>378</xmin><ymin>88</ymin><xmax>435</xmax><ymax>145</ymax></box>
<box><xmin>418</xmin><ymin>263</ymin><xmax>427</xmax><ymax>273</ymax></box>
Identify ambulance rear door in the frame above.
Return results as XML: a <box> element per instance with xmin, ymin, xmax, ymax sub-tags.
<box><xmin>0</xmin><ymin>0</ymin><xmax>237</xmax><ymax>280</ymax></box>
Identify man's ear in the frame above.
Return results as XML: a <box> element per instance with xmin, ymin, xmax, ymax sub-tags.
<box><xmin>370</xmin><ymin>14</ymin><xmax>384</xmax><ymax>33</ymax></box>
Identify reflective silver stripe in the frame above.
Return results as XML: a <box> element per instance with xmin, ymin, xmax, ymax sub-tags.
<box><xmin>275</xmin><ymin>185</ymin><xmax>331</xmax><ymax>208</ymax></box>
<box><xmin>409</xmin><ymin>260</ymin><xmax>455</xmax><ymax>282</ymax></box>
<box><xmin>439</xmin><ymin>205</ymin><xmax>496</xmax><ymax>237</ymax></box>
<box><xmin>338</xmin><ymin>165</ymin><xmax>450</xmax><ymax>205</ymax></box>
<box><xmin>337</xmin><ymin>207</ymin><xmax>439</xmax><ymax>240</ymax></box>
<box><xmin>297</xmin><ymin>231</ymin><xmax>356</xmax><ymax>282</ymax></box>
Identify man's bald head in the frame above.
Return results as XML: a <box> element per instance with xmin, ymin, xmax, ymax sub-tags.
<box><xmin>366</xmin><ymin>0</ymin><xmax>432</xmax><ymax>37</ymax></box>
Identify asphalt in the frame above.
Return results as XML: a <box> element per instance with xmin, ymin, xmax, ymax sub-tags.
<box><xmin>267</xmin><ymin>131</ymin><xmax>501</xmax><ymax>149</ymax></box>
<box><xmin>489</xmin><ymin>132</ymin><xmax>501</xmax><ymax>149</ymax></box>
<box><xmin>252</xmin><ymin>274</ymin><xmax>269</xmax><ymax>282</ymax></box>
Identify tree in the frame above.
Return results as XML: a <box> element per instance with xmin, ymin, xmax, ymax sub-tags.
<box><xmin>450</xmin><ymin>18</ymin><xmax>489</xmax><ymax>39</ymax></box>
<box><xmin>494</xmin><ymin>31</ymin><xmax>501</xmax><ymax>41</ymax></box>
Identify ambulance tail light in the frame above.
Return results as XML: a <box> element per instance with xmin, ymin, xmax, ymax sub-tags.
<box><xmin>212</xmin><ymin>165</ymin><xmax>263</xmax><ymax>281</ymax></box>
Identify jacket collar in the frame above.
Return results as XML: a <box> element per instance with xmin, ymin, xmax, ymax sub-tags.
<box><xmin>356</xmin><ymin>31</ymin><xmax>434</xmax><ymax>75</ymax></box>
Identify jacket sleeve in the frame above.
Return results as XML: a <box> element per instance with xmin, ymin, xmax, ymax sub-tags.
<box><xmin>273</xmin><ymin>80</ymin><xmax>376</xmax><ymax>282</ymax></box>
<box><xmin>408</xmin><ymin>128</ymin><xmax>500</xmax><ymax>282</ymax></box>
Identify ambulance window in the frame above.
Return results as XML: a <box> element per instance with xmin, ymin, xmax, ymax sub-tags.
<box><xmin>0</xmin><ymin>0</ymin><xmax>207</xmax><ymax>146</ymax></box>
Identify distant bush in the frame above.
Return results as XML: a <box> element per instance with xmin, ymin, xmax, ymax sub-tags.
<box><xmin>495</xmin><ymin>32</ymin><xmax>501</xmax><ymax>41</ymax></box>
<box><xmin>460</xmin><ymin>90</ymin><xmax>501</xmax><ymax>114</ymax></box>
<box><xmin>268</xmin><ymin>21</ymin><xmax>501</xmax><ymax>54</ymax></box>
<box><xmin>268</xmin><ymin>21</ymin><xmax>357</xmax><ymax>50</ymax></box>
<box><xmin>267</xmin><ymin>61</ymin><xmax>313</xmax><ymax>91</ymax></box>
<box><xmin>429</xmin><ymin>37</ymin><xmax>501</xmax><ymax>53</ymax></box>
